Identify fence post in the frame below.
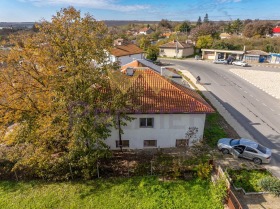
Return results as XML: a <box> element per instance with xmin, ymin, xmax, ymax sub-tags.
<box><xmin>69</xmin><ymin>163</ymin><xmax>74</xmax><ymax>180</ymax></box>
<box><xmin>97</xmin><ymin>161</ymin><xmax>100</xmax><ymax>178</ymax></box>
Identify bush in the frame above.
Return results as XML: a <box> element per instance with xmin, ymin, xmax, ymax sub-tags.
<box><xmin>196</xmin><ymin>162</ymin><xmax>213</xmax><ymax>180</ymax></box>
<box><xmin>227</xmin><ymin>169</ymin><xmax>272</xmax><ymax>192</ymax></box>
<box><xmin>259</xmin><ymin>176</ymin><xmax>280</xmax><ymax>196</ymax></box>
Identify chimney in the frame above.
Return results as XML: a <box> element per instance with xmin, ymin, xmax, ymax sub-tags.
<box><xmin>126</xmin><ymin>67</ymin><xmax>134</xmax><ymax>76</ymax></box>
<box><xmin>243</xmin><ymin>45</ymin><xmax>246</xmax><ymax>52</ymax></box>
<box><xmin>161</xmin><ymin>67</ymin><xmax>165</xmax><ymax>76</ymax></box>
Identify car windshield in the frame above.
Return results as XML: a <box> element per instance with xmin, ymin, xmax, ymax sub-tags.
<box><xmin>257</xmin><ymin>144</ymin><xmax>267</xmax><ymax>153</ymax></box>
<box><xmin>230</xmin><ymin>139</ymin><xmax>240</xmax><ymax>146</ymax></box>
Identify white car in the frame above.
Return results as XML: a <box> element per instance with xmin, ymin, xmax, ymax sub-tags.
<box><xmin>213</xmin><ymin>59</ymin><xmax>227</xmax><ymax>64</ymax></box>
<box><xmin>232</xmin><ymin>60</ymin><xmax>249</xmax><ymax>67</ymax></box>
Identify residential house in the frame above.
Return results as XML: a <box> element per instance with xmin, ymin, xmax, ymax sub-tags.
<box><xmin>244</xmin><ymin>50</ymin><xmax>270</xmax><ymax>63</ymax></box>
<box><xmin>110</xmin><ymin>43</ymin><xmax>144</xmax><ymax>66</ymax></box>
<box><xmin>219</xmin><ymin>33</ymin><xmax>232</xmax><ymax>39</ymax></box>
<box><xmin>159</xmin><ymin>41</ymin><xmax>194</xmax><ymax>58</ymax></box>
<box><xmin>138</xmin><ymin>27</ymin><xmax>154</xmax><ymax>35</ymax></box>
<box><xmin>272</xmin><ymin>27</ymin><xmax>280</xmax><ymax>37</ymax></box>
<box><xmin>113</xmin><ymin>38</ymin><xmax>130</xmax><ymax>46</ymax></box>
<box><xmin>106</xmin><ymin>67</ymin><xmax>214</xmax><ymax>150</ymax></box>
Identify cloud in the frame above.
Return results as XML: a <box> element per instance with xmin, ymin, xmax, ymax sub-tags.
<box><xmin>19</xmin><ymin>0</ymin><xmax>150</xmax><ymax>12</ymax></box>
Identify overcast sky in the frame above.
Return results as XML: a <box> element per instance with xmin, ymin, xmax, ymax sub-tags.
<box><xmin>0</xmin><ymin>0</ymin><xmax>279</xmax><ymax>22</ymax></box>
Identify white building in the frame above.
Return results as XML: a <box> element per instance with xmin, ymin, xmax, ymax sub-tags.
<box><xmin>159</xmin><ymin>41</ymin><xmax>194</xmax><ymax>58</ymax></box>
<box><xmin>110</xmin><ymin>43</ymin><xmax>144</xmax><ymax>66</ymax></box>
<box><xmin>106</xmin><ymin>68</ymin><xmax>214</xmax><ymax>150</ymax></box>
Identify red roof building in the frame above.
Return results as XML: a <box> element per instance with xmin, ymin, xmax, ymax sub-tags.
<box><xmin>106</xmin><ymin>67</ymin><xmax>214</xmax><ymax>149</ymax></box>
<box><xmin>273</xmin><ymin>27</ymin><xmax>280</xmax><ymax>37</ymax></box>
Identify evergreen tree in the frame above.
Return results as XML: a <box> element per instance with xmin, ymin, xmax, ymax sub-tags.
<box><xmin>197</xmin><ymin>16</ymin><xmax>202</xmax><ymax>26</ymax></box>
<box><xmin>203</xmin><ymin>13</ymin><xmax>209</xmax><ymax>23</ymax></box>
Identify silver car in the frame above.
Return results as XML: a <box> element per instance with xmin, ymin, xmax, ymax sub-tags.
<box><xmin>217</xmin><ymin>138</ymin><xmax>272</xmax><ymax>164</ymax></box>
<box><xmin>232</xmin><ymin>60</ymin><xmax>249</xmax><ymax>67</ymax></box>
<box><xmin>213</xmin><ymin>59</ymin><xmax>227</xmax><ymax>64</ymax></box>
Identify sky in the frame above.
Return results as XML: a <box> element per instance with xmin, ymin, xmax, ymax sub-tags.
<box><xmin>0</xmin><ymin>0</ymin><xmax>279</xmax><ymax>22</ymax></box>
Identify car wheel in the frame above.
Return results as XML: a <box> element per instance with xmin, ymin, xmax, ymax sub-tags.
<box><xmin>221</xmin><ymin>148</ymin><xmax>229</xmax><ymax>154</ymax></box>
<box><xmin>253</xmin><ymin>158</ymin><xmax>262</xmax><ymax>165</ymax></box>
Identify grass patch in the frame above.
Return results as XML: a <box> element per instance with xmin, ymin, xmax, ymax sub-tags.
<box><xmin>227</xmin><ymin>169</ymin><xmax>273</xmax><ymax>192</ymax></box>
<box><xmin>204</xmin><ymin>113</ymin><xmax>228</xmax><ymax>147</ymax></box>
<box><xmin>0</xmin><ymin>176</ymin><xmax>225</xmax><ymax>209</ymax></box>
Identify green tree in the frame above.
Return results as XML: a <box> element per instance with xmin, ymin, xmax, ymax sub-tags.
<box><xmin>203</xmin><ymin>13</ymin><xmax>209</xmax><ymax>23</ymax></box>
<box><xmin>0</xmin><ymin>7</ymin><xmax>133</xmax><ymax>180</ymax></box>
<box><xmin>137</xmin><ymin>35</ymin><xmax>151</xmax><ymax>51</ymax></box>
<box><xmin>231</xmin><ymin>18</ymin><xmax>243</xmax><ymax>34</ymax></box>
<box><xmin>176</xmin><ymin>21</ymin><xmax>191</xmax><ymax>33</ymax></box>
<box><xmin>196</xmin><ymin>35</ymin><xmax>214</xmax><ymax>49</ymax></box>
<box><xmin>146</xmin><ymin>45</ymin><xmax>158</xmax><ymax>61</ymax></box>
<box><xmin>197</xmin><ymin>16</ymin><xmax>202</xmax><ymax>26</ymax></box>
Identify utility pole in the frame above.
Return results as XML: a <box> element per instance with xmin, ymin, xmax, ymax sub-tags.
<box><xmin>176</xmin><ymin>32</ymin><xmax>178</xmax><ymax>58</ymax></box>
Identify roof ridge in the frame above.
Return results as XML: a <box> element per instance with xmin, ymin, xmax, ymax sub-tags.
<box><xmin>146</xmin><ymin>69</ymin><xmax>213</xmax><ymax>112</ymax></box>
<box><xmin>170</xmin><ymin>80</ymin><xmax>213</xmax><ymax>111</ymax></box>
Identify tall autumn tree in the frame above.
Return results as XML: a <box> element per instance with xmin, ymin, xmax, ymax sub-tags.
<box><xmin>0</xmin><ymin>7</ymin><xmax>133</xmax><ymax>180</ymax></box>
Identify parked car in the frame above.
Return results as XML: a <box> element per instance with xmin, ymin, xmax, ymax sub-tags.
<box><xmin>232</xmin><ymin>60</ymin><xmax>249</xmax><ymax>67</ymax></box>
<box><xmin>217</xmin><ymin>138</ymin><xmax>272</xmax><ymax>164</ymax></box>
<box><xmin>213</xmin><ymin>59</ymin><xmax>227</xmax><ymax>64</ymax></box>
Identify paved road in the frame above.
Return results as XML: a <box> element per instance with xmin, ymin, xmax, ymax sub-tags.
<box><xmin>161</xmin><ymin>59</ymin><xmax>280</xmax><ymax>177</ymax></box>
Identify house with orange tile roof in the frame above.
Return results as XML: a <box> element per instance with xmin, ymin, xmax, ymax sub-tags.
<box><xmin>138</xmin><ymin>27</ymin><xmax>154</xmax><ymax>35</ymax></box>
<box><xmin>105</xmin><ymin>66</ymin><xmax>214</xmax><ymax>149</ymax></box>
<box><xmin>110</xmin><ymin>43</ymin><xmax>144</xmax><ymax>66</ymax></box>
<box><xmin>159</xmin><ymin>40</ymin><xmax>194</xmax><ymax>58</ymax></box>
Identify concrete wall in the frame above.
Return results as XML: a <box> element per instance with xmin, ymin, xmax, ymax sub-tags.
<box><xmin>159</xmin><ymin>48</ymin><xmax>194</xmax><ymax>58</ymax></box>
<box><xmin>106</xmin><ymin>114</ymin><xmax>206</xmax><ymax>150</ymax></box>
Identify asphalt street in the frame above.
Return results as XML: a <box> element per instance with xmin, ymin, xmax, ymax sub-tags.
<box><xmin>161</xmin><ymin>59</ymin><xmax>280</xmax><ymax>177</ymax></box>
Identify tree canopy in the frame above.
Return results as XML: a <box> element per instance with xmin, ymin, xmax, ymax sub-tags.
<box><xmin>0</xmin><ymin>7</ymin><xmax>133</xmax><ymax>180</ymax></box>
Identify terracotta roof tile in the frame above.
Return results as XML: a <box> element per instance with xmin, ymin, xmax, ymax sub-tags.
<box><xmin>111</xmin><ymin>44</ymin><xmax>143</xmax><ymax>57</ymax></box>
<box><xmin>159</xmin><ymin>41</ymin><xmax>192</xmax><ymax>49</ymax></box>
<box><xmin>110</xmin><ymin>69</ymin><xmax>214</xmax><ymax>114</ymax></box>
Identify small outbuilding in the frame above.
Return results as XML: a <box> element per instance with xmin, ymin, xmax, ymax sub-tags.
<box><xmin>244</xmin><ymin>50</ymin><xmax>270</xmax><ymax>63</ymax></box>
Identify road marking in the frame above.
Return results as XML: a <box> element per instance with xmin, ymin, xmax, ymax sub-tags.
<box><xmin>256</xmin><ymin>98</ymin><xmax>260</xmax><ymax>101</ymax></box>
<box><xmin>244</xmin><ymin>91</ymin><xmax>247</xmax><ymax>93</ymax></box>
<box><xmin>270</xmin><ymin>108</ymin><xmax>275</xmax><ymax>112</ymax></box>
<box><xmin>250</xmin><ymin>94</ymin><xmax>253</xmax><ymax>97</ymax></box>
<box><xmin>263</xmin><ymin>103</ymin><xmax>267</xmax><ymax>106</ymax></box>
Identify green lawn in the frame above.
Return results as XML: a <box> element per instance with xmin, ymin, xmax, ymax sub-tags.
<box><xmin>0</xmin><ymin>176</ymin><xmax>224</xmax><ymax>209</ymax></box>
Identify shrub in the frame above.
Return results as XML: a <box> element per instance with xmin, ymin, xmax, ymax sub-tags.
<box><xmin>259</xmin><ymin>176</ymin><xmax>280</xmax><ymax>196</ymax></box>
<box><xmin>227</xmin><ymin>169</ymin><xmax>272</xmax><ymax>192</ymax></box>
<box><xmin>196</xmin><ymin>162</ymin><xmax>213</xmax><ymax>180</ymax></box>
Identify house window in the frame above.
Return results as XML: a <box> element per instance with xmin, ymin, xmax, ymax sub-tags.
<box><xmin>116</xmin><ymin>140</ymin><xmax>129</xmax><ymax>148</ymax></box>
<box><xmin>176</xmin><ymin>139</ymin><xmax>187</xmax><ymax>147</ymax></box>
<box><xmin>144</xmin><ymin>140</ymin><xmax>157</xmax><ymax>147</ymax></box>
<box><xmin>140</xmin><ymin>118</ymin><xmax>154</xmax><ymax>128</ymax></box>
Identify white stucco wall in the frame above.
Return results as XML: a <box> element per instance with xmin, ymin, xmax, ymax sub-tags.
<box><xmin>106</xmin><ymin>114</ymin><xmax>206</xmax><ymax>150</ymax></box>
<box><xmin>159</xmin><ymin>48</ymin><xmax>194</xmax><ymax>58</ymax></box>
<box><xmin>110</xmin><ymin>54</ymin><xmax>143</xmax><ymax>66</ymax></box>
